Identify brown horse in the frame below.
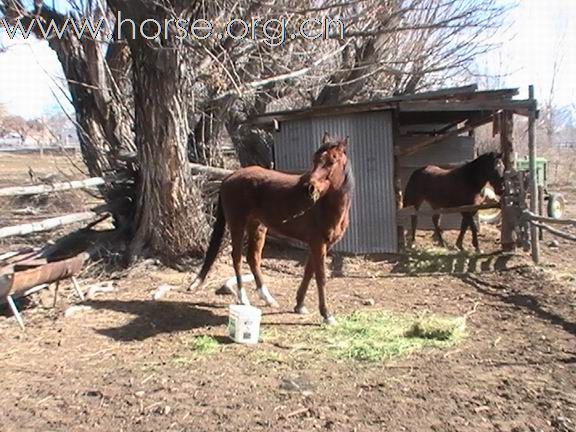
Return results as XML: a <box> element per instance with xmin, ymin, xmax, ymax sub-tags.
<box><xmin>189</xmin><ymin>132</ymin><xmax>354</xmax><ymax>324</ymax></box>
<box><xmin>403</xmin><ymin>151</ymin><xmax>504</xmax><ymax>252</ymax></box>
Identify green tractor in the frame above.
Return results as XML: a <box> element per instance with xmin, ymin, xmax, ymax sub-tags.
<box><xmin>479</xmin><ymin>156</ymin><xmax>566</xmax><ymax>224</ymax></box>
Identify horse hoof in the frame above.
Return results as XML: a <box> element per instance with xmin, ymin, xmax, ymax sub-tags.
<box><xmin>323</xmin><ymin>315</ymin><xmax>337</xmax><ymax>326</ymax></box>
<box><xmin>294</xmin><ymin>305</ymin><xmax>309</xmax><ymax>315</ymax></box>
<box><xmin>256</xmin><ymin>287</ymin><xmax>279</xmax><ymax>307</ymax></box>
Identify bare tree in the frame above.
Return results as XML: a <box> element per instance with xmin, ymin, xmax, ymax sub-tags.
<box><xmin>0</xmin><ymin>0</ymin><xmax>512</xmax><ymax>264</ymax></box>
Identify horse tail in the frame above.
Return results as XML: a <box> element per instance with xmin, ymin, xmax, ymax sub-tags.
<box><xmin>403</xmin><ymin>169</ymin><xmax>422</xmax><ymax>208</ymax></box>
<box><xmin>189</xmin><ymin>195</ymin><xmax>226</xmax><ymax>290</ymax></box>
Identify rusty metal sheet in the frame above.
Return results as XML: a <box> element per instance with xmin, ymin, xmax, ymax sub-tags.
<box><xmin>0</xmin><ymin>252</ymin><xmax>89</xmax><ymax>303</ymax></box>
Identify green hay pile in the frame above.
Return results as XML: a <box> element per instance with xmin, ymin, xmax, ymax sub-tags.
<box><xmin>189</xmin><ymin>335</ymin><xmax>220</xmax><ymax>355</ymax></box>
<box><xmin>310</xmin><ymin>311</ymin><xmax>466</xmax><ymax>362</ymax></box>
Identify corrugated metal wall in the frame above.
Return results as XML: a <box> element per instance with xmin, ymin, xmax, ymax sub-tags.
<box><xmin>274</xmin><ymin>111</ymin><xmax>397</xmax><ymax>253</ymax></box>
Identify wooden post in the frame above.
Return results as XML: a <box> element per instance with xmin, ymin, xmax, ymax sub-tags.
<box><xmin>528</xmin><ymin>85</ymin><xmax>540</xmax><ymax>263</ymax></box>
<box><xmin>538</xmin><ymin>185</ymin><xmax>544</xmax><ymax>241</ymax></box>
<box><xmin>500</xmin><ymin>110</ymin><xmax>515</xmax><ymax>251</ymax></box>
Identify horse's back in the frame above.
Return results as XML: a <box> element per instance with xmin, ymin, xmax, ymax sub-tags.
<box><xmin>223</xmin><ymin>165</ymin><xmax>299</xmax><ymax>188</ymax></box>
<box><xmin>219</xmin><ymin>165</ymin><xmax>305</xmax><ymax>223</ymax></box>
<box><xmin>404</xmin><ymin>164</ymin><xmax>476</xmax><ymax>208</ymax></box>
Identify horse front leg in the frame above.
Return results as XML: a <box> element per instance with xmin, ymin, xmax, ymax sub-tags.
<box><xmin>410</xmin><ymin>214</ymin><xmax>418</xmax><ymax>248</ymax></box>
<box><xmin>469</xmin><ymin>212</ymin><xmax>482</xmax><ymax>254</ymax></box>
<box><xmin>230</xmin><ymin>222</ymin><xmax>250</xmax><ymax>305</ymax></box>
<box><xmin>247</xmin><ymin>222</ymin><xmax>278</xmax><ymax>307</ymax></box>
<box><xmin>294</xmin><ymin>255</ymin><xmax>314</xmax><ymax>315</ymax></box>
<box><xmin>311</xmin><ymin>242</ymin><xmax>336</xmax><ymax>325</ymax></box>
<box><xmin>455</xmin><ymin>213</ymin><xmax>469</xmax><ymax>251</ymax></box>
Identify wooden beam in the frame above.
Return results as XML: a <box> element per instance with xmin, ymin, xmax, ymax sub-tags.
<box><xmin>399</xmin><ymin>99</ymin><xmax>535</xmax><ymax>113</ymax></box>
<box><xmin>0</xmin><ymin>177</ymin><xmax>106</xmax><ymax>197</ymax></box>
<box><xmin>522</xmin><ymin>211</ymin><xmax>576</xmax><ymax>226</ymax></box>
<box><xmin>190</xmin><ymin>163</ymin><xmax>232</xmax><ymax>179</ymax></box>
<box><xmin>500</xmin><ymin>110</ymin><xmax>516</xmax><ymax>251</ymax></box>
<box><xmin>398</xmin><ymin>115</ymin><xmax>493</xmax><ymax>157</ymax></box>
<box><xmin>0</xmin><ymin>211</ymin><xmax>110</xmax><ymax>239</ymax></box>
<box><xmin>531</xmin><ymin>222</ymin><xmax>576</xmax><ymax>242</ymax></box>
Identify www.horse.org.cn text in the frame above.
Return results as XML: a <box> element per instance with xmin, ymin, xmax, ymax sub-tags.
<box><xmin>1</xmin><ymin>13</ymin><xmax>347</xmax><ymax>47</ymax></box>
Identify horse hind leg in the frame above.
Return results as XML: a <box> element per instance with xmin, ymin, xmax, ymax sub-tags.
<box><xmin>229</xmin><ymin>220</ymin><xmax>250</xmax><ymax>305</ymax></box>
<box><xmin>432</xmin><ymin>214</ymin><xmax>445</xmax><ymax>247</ymax></box>
<box><xmin>247</xmin><ymin>221</ymin><xmax>278</xmax><ymax>307</ymax></box>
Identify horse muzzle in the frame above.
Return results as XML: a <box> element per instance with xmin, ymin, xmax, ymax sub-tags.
<box><xmin>307</xmin><ymin>184</ymin><xmax>321</xmax><ymax>202</ymax></box>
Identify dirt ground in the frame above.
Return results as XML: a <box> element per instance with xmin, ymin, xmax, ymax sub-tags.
<box><xmin>1</xmin><ymin>153</ymin><xmax>575</xmax><ymax>432</ymax></box>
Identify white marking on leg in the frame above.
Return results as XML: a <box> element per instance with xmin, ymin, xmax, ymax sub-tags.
<box><xmin>256</xmin><ymin>285</ymin><xmax>278</xmax><ymax>307</ymax></box>
<box><xmin>295</xmin><ymin>305</ymin><xmax>309</xmax><ymax>315</ymax></box>
<box><xmin>221</xmin><ymin>274</ymin><xmax>254</xmax><ymax>295</ymax></box>
<box><xmin>323</xmin><ymin>315</ymin><xmax>337</xmax><ymax>326</ymax></box>
<box><xmin>237</xmin><ymin>287</ymin><xmax>251</xmax><ymax>305</ymax></box>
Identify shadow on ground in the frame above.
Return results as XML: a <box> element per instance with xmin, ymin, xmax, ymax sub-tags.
<box><xmin>86</xmin><ymin>299</ymin><xmax>227</xmax><ymax>341</ymax></box>
<box><xmin>390</xmin><ymin>249</ymin><xmax>523</xmax><ymax>275</ymax></box>
<box><xmin>460</xmin><ymin>274</ymin><xmax>576</xmax><ymax>338</ymax></box>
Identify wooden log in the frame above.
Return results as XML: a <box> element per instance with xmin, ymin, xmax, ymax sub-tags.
<box><xmin>398</xmin><ymin>115</ymin><xmax>494</xmax><ymax>157</ymax></box>
<box><xmin>190</xmin><ymin>163</ymin><xmax>232</xmax><ymax>179</ymax></box>
<box><xmin>522</xmin><ymin>211</ymin><xmax>576</xmax><ymax>226</ymax></box>
<box><xmin>500</xmin><ymin>110</ymin><xmax>516</xmax><ymax>251</ymax></box>
<box><xmin>530</xmin><ymin>222</ymin><xmax>576</xmax><ymax>242</ymax></box>
<box><xmin>0</xmin><ymin>177</ymin><xmax>106</xmax><ymax>197</ymax></box>
<box><xmin>0</xmin><ymin>211</ymin><xmax>110</xmax><ymax>239</ymax></box>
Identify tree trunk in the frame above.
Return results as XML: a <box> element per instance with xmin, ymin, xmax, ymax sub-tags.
<box><xmin>116</xmin><ymin>1</ymin><xmax>207</xmax><ymax>262</ymax></box>
<box><xmin>226</xmin><ymin>99</ymin><xmax>273</xmax><ymax>168</ymax></box>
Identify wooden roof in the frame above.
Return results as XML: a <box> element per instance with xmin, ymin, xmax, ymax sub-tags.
<box><xmin>249</xmin><ymin>85</ymin><xmax>537</xmax><ymax>126</ymax></box>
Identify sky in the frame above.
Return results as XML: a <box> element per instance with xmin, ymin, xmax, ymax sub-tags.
<box><xmin>0</xmin><ymin>0</ymin><xmax>575</xmax><ymax>119</ymax></box>
<box><xmin>479</xmin><ymin>0</ymin><xmax>576</xmax><ymax>108</ymax></box>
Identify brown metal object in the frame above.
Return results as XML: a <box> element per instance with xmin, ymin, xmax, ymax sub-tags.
<box><xmin>0</xmin><ymin>252</ymin><xmax>89</xmax><ymax>303</ymax></box>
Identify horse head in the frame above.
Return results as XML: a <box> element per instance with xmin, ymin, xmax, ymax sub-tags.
<box><xmin>484</xmin><ymin>151</ymin><xmax>505</xmax><ymax>196</ymax></box>
<box><xmin>304</xmin><ymin>132</ymin><xmax>350</xmax><ymax>202</ymax></box>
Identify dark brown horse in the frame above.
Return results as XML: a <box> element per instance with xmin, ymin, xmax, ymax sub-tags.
<box><xmin>403</xmin><ymin>151</ymin><xmax>504</xmax><ymax>252</ymax></box>
<box><xmin>189</xmin><ymin>132</ymin><xmax>354</xmax><ymax>324</ymax></box>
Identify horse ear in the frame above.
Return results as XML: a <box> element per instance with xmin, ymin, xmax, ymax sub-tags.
<box><xmin>321</xmin><ymin>131</ymin><xmax>331</xmax><ymax>144</ymax></box>
<box><xmin>339</xmin><ymin>136</ymin><xmax>350</xmax><ymax>152</ymax></box>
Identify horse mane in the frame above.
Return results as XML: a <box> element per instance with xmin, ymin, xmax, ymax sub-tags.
<box><xmin>458</xmin><ymin>152</ymin><xmax>500</xmax><ymax>190</ymax></box>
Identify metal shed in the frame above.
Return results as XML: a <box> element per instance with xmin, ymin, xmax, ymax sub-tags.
<box><xmin>274</xmin><ymin>111</ymin><xmax>397</xmax><ymax>253</ymax></box>
<box><xmin>251</xmin><ymin>85</ymin><xmax>537</xmax><ymax>254</ymax></box>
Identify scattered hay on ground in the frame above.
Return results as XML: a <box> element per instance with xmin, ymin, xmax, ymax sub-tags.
<box><xmin>264</xmin><ymin>310</ymin><xmax>466</xmax><ymax>363</ymax></box>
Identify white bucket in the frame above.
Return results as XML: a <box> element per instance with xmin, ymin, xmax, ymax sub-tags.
<box><xmin>228</xmin><ymin>304</ymin><xmax>262</xmax><ymax>345</ymax></box>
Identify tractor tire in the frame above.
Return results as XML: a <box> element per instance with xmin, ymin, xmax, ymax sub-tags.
<box><xmin>478</xmin><ymin>207</ymin><xmax>502</xmax><ymax>225</ymax></box>
<box><xmin>478</xmin><ymin>185</ymin><xmax>502</xmax><ymax>225</ymax></box>
<box><xmin>547</xmin><ymin>193</ymin><xmax>566</xmax><ymax>219</ymax></box>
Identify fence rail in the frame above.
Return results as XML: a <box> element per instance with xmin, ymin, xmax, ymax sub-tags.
<box><xmin>0</xmin><ymin>177</ymin><xmax>106</xmax><ymax>197</ymax></box>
